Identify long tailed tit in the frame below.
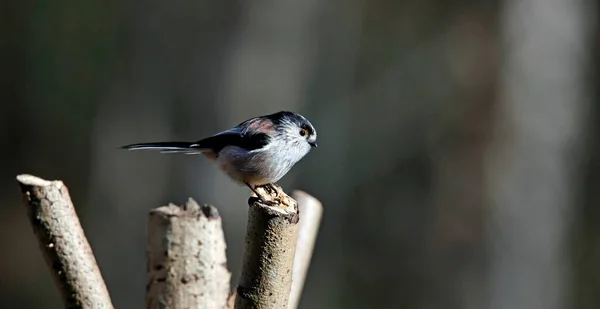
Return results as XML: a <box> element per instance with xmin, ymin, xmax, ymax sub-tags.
<box><xmin>121</xmin><ymin>111</ymin><xmax>318</xmax><ymax>205</ymax></box>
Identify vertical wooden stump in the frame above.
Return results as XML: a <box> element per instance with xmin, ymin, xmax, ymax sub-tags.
<box><xmin>147</xmin><ymin>198</ymin><xmax>231</xmax><ymax>309</ymax></box>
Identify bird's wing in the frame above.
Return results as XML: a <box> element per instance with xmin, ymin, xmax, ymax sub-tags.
<box><xmin>191</xmin><ymin>128</ymin><xmax>270</xmax><ymax>152</ymax></box>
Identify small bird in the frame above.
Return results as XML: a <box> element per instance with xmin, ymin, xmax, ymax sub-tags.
<box><xmin>121</xmin><ymin>111</ymin><xmax>318</xmax><ymax>205</ymax></box>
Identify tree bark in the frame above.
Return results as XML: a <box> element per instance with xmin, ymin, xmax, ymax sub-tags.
<box><xmin>16</xmin><ymin>174</ymin><xmax>113</xmax><ymax>309</ymax></box>
<box><xmin>146</xmin><ymin>198</ymin><xmax>231</xmax><ymax>309</ymax></box>
<box><xmin>234</xmin><ymin>185</ymin><xmax>300</xmax><ymax>309</ymax></box>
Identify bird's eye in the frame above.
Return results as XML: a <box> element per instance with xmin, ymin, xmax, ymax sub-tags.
<box><xmin>300</xmin><ymin>129</ymin><xmax>308</xmax><ymax>137</ymax></box>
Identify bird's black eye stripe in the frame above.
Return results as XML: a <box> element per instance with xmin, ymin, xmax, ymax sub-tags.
<box><xmin>300</xmin><ymin>124</ymin><xmax>312</xmax><ymax>135</ymax></box>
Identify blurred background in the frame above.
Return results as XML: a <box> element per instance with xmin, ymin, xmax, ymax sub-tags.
<box><xmin>1</xmin><ymin>0</ymin><xmax>599</xmax><ymax>308</ymax></box>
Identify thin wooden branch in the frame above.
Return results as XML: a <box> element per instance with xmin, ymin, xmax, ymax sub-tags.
<box><xmin>234</xmin><ymin>185</ymin><xmax>300</xmax><ymax>309</ymax></box>
<box><xmin>288</xmin><ymin>190</ymin><xmax>323</xmax><ymax>309</ymax></box>
<box><xmin>226</xmin><ymin>290</ymin><xmax>237</xmax><ymax>309</ymax></box>
<box><xmin>16</xmin><ymin>174</ymin><xmax>113</xmax><ymax>309</ymax></box>
<box><xmin>146</xmin><ymin>198</ymin><xmax>231</xmax><ymax>309</ymax></box>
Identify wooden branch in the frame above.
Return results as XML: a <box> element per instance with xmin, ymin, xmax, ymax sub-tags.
<box><xmin>16</xmin><ymin>174</ymin><xmax>113</xmax><ymax>309</ymax></box>
<box><xmin>226</xmin><ymin>290</ymin><xmax>237</xmax><ymax>309</ymax></box>
<box><xmin>234</xmin><ymin>185</ymin><xmax>300</xmax><ymax>309</ymax></box>
<box><xmin>146</xmin><ymin>198</ymin><xmax>231</xmax><ymax>309</ymax></box>
<box><xmin>288</xmin><ymin>190</ymin><xmax>323</xmax><ymax>309</ymax></box>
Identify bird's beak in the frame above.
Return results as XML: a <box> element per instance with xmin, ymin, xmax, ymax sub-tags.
<box><xmin>309</xmin><ymin>141</ymin><xmax>318</xmax><ymax>148</ymax></box>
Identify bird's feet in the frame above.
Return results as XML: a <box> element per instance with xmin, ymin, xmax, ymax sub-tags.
<box><xmin>245</xmin><ymin>182</ymin><xmax>280</xmax><ymax>206</ymax></box>
<box><xmin>262</xmin><ymin>183</ymin><xmax>278</xmax><ymax>195</ymax></box>
<box><xmin>259</xmin><ymin>198</ymin><xmax>278</xmax><ymax>206</ymax></box>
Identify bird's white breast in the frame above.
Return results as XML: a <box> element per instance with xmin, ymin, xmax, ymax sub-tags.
<box><xmin>217</xmin><ymin>140</ymin><xmax>310</xmax><ymax>186</ymax></box>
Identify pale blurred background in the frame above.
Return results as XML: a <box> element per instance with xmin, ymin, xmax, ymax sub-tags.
<box><xmin>2</xmin><ymin>0</ymin><xmax>600</xmax><ymax>308</ymax></box>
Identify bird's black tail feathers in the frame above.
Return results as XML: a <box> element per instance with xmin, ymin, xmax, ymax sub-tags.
<box><xmin>120</xmin><ymin>142</ymin><xmax>204</xmax><ymax>154</ymax></box>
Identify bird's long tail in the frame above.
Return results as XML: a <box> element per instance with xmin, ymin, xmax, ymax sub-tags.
<box><xmin>120</xmin><ymin>142</ymin><xmax>204</xmax><ymax>154</ymax></box>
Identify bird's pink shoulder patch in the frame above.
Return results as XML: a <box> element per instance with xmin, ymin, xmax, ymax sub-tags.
<box><xmin>247</xmin><ymin>118</ymin><xmax>274</xmax><ymax>134</ymax></box>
